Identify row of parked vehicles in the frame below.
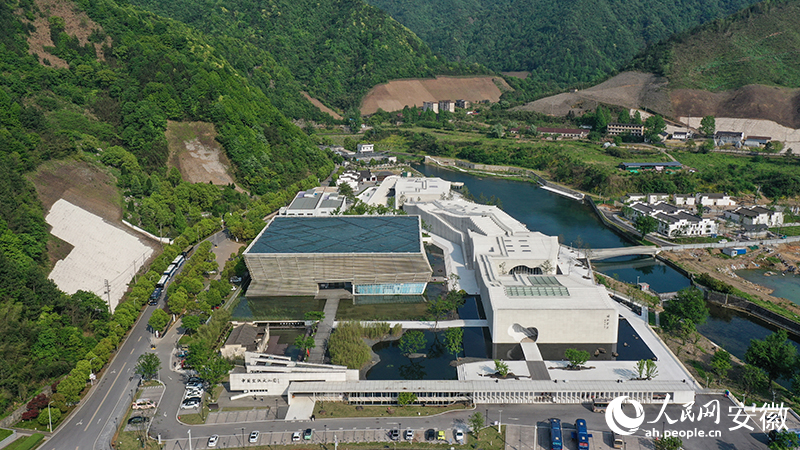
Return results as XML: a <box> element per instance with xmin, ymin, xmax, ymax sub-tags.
<box><xmin>180</xmin><ymin>376</ymin><xmax>205</xmax><ymax>409</ymax></box>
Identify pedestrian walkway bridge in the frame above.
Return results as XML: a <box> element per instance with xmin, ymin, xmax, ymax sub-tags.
<box><xmin>585</xmin><ymin>246</ymin><xmax>660</xmax><ymax>260</ymax></box>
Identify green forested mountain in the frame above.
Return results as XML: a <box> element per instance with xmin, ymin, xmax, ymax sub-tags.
<box><xmin>0</xmin><ymin>0</ymin><xmax>336</xmax><ymax>411</ymax></box>
<box><xmin>125</xmin><ymin>0</ymin><xmax>484</xmax><ymax>112</ymax></box>
<box><xmin>630</xmin><ymin>0</ymin><xmax>800</xmax><ymax>91</ymax></box>
<box><xmin>364</xmin><ymin>0</ymin><xmax>759</xmax><ymax>99</ymax></box>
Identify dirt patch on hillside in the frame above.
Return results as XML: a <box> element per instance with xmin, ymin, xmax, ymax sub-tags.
<box><xmin>672</xmin><ymin>85</ymin><xmax>800</xmax><ymax>129</ymax></box>
<box><xmin>502</xmin><ymin>71</ymin><xmax>530</xmax><ymax>79</ymax></box>
<box><xmin>360</xmin><ymin>76</ymin><xmax>509</xmax><ymax>115</ymax></box>
<box><xmin>166</xmin><ymin>121</ymin><xmax>237</xmax><ymax>186</ymax></box>
<box><xmin>516</xmin><ymin>71</ymin><xmax>671</xmax><ymax>117</ymax></box>
<box><xmin>29</xmin><ymin>159</ymin><xmax>122</xmax><ymax>222</ymax></box>
<box><xmin>16</xmin><ymin>0</ymin><xmax>113</xmax><ymax>68</ymax></box>
<box><xmin>302</xmin><ymin>92</ymin><xmax>343</xmax><ymax>120</ymax></box>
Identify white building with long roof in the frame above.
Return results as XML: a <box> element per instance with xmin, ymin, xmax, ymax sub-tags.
<box><xmin>404</xmin><ymin>199</ymin><xmax>619</xmax><ymax>359</ymax></box>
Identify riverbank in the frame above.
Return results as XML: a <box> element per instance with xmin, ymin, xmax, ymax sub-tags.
<box><xmin>663</xmin><ymin>244</ymin><xmax>800</xmax><ymax>316</ymax></box>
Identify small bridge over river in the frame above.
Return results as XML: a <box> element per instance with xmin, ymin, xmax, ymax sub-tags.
<box><xmin>579</xmin><ymin>234</ymin><xmax>800</xmax><ymax>261</ymax></box>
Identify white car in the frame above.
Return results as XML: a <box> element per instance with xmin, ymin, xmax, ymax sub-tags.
<box><xmin>455</xmin><ymin>429</ymin><xmax>465</xmax><ymax>443</ymax></box>
<box><xmin>249</xmin><ymin>431</ymin><xmax>259</xmax><ymax>443</ymax></box>
<box><xmin>208</xmin><ymin>434</ymin><xmax>219</xmax><ymax>447</ymax></box>
<box><xmin>292</xmin><ymin>431</ymin><xmax>301</xmax><ymax>441</ymax></box>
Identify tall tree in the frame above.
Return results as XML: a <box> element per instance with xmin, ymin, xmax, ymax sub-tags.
<box><xmin>134</xmin><ymin>353</ymin><xmax>161</xmax><ymax>380</ymax></box>
<box><xmin>699</xmin><ymin>116</ymin><xmax>716</xmax><ymax>136</ymax></box>
<box><xmin>444</xmin><ymin>327</ymin><xmax>464</xmax><ymax>357</ymax></box>
<box><xmin>634</xmin><ymin>215</ymin><xmax>658</xmax><ymax>238</ymax></box>
<box><xmin>661</xmin><ymin>287</ymin><xmax>709</xmax><ymax>332</ymax></box>
<box><xmin>399</xmin><ymin>330</ymin><xmax>426</xmax><ymax>355</ymax></box>
<box><xmin>746</xmin><ymin>330</ymin><xmax>796</xmax><ymax>386</ymax></box>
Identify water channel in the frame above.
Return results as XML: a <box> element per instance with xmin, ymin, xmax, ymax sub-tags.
<box><xmin>414</xmin><ymin>162</ymin><xmax>800</xmax><ymax>365</ymax></box>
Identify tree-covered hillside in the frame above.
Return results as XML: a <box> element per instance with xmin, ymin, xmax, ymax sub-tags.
<box><xmin>365</xmin><ymin>0</ymin><xmax>759</xmax><ymax>99</ymax></box>
<box><xmin>125</xmin><ymin>0</ymin><xmax>485</xmax><ymax>112</ymax></box>
<box><xmin>629</xmin><ymin>0</ymin><xmax>800</xmax><ymax>91</ymax></box>
<box><xmin>0</xmin><ymin>0</ymin><xmax>335</xmax><ymax>412</ymax></box>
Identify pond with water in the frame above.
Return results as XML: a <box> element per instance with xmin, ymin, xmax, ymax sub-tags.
<box><xmin>592</xmin><ymin>256</ymin><xmax>692</xmax><ymax>294</ymax></box>
<box><xmin>736</xmin><ymin>269</ymin><xmax>800</xmax><ymax>305</ymax></box>
<box><xmin>365</xmin><ymin>328</ymin><xmax>491</xmax><ymax>380</ymax></box>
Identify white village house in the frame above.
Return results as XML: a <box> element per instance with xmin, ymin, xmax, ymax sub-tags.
<box><xmin>724</xmin><ymin>206</ymin><xmax>783</xmax><ymax>227</ymax></box>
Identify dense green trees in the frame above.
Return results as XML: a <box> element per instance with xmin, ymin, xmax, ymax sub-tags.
<box><xmin>661</xmin><ymin>287</ymin><xmax>709</xmax><ymax>334</ymax></box>
<box><xmin>126</xmin><ymin>0</ymin><xmax>482</xmax><ymax>111</ymax></box>
<box><xmin>366</xmin><ymin>0</ymin><xmax>756</xmax><ymax>100</ymax></box>
<box><xmin>745</xmin><ymin>330</ymin><xmax>796</xmax><ymax>386</ymax></box>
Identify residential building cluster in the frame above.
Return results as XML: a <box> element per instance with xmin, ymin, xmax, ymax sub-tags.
<box><xmin>713</xmin><ymin>131</ymin><xmax>773</xmax><ymax>148</ymax></box>
<box><xmin>421</xmin><ymin>99</ymin><xmax>471</xmax><ymax>113</ymax></box>
<box><xmin>622</xmin><ymin>191</ymin><xmax>783</xmax><ymax>238</ymax></box>
<box><xmin>625</xmin><ymin>201</ymin><xmax>718</xmax><ymax>237</ymax></box>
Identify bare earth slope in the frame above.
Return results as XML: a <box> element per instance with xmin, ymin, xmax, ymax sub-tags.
<box><xmin>521</xmin><ymin>71</ymin><xmax>800</xmax><ymax>131</ymax></box>
<box><xmin>515</xmin><ymin>72</ymin><xmax>671</xmax><ymax>117</ymax></box>
<box><xmin>166</xmin><ymin>121</ymin><xmax>237</xmax><ymax>186</ymax></box>
<box><xmin>360</xmin><ymin>76</ymin><xmax>510</xmax><ymax>115</ymax></box>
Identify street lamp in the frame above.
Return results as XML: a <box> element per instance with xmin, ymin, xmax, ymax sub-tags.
<box><xmin>498</xmin><ymin>409</ymin><xmax>503</xmax><ymax>433</ymax></box>
<box><xmin>188</xmin><ymin>429</ymin><xmax>193</xmax><ymax>450</ymax></box>
<box><xmin>242</xmin><ymin>427</ymin><xmax>246</xmax><ymax>447</ymax></box>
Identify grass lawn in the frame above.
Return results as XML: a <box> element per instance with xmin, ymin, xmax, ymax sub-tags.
<box><xmin>115</xmin><ymin>431</ymin><xmax>161</xmax><ymax>450</ymax></box>
<box><xmin>770</xmin><ymin>226</ymin><xmax>800</xmax><ymax>236</ymax></box>
<box><xmin>4</xmin><ymin>434</ymin><xmax>44</xmax><ymax>450</ymax></box>
<box><xmin>314</xmin><ymin>402</ymin><xmax>470</xmax><ymax>418</ymax></box>
<box><xmin>177</xmin><ymin>405</ymin><xmax>209</xmax><ymax>425</ymax></box>
<box><xmin>0</xmin><ymin>429</ymin><xmax>13</xmax><ymax>441</ymax></box>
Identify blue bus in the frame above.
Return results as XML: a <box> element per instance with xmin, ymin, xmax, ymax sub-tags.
<box><xmin>574</xmin><ymin>419</ymin><xmax>590</xmax><ymax>450</ymax></box>
<box><xmin>549</xmin><ymin>418</ymin><xmax>562</xmax><ymax>450</ymax></box>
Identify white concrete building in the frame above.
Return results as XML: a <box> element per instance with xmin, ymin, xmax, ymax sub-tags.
<box><xmin>696</xmin><ymin>193</ymin><xmax>736</xmax><ymax>208</ymax></box>
<box><xmin>724</xmin><ymin>206</ymin><xmax>783</xmax><ymax>227</ymax></box>
<box><xmin>628</xmin><ymin>202</ymin><xmax>717</xmax><ymax>237</ymax></box>
<box><xmin>356</xmin><ymin>143</ymin><xmax>374</xmax><ymax>153</ymax></box>
<box><xmin>673</xmin><ymin>194</ymin><xmax>696</xmax><ymax>207</ymax></box>
<box><xmin>404</xmin><ymin>199</ymin><xmax>619</xmax><ymax>358</ymax></box>
<box><xmin>395</xmin><ymin>177</ymin><xmax>452</xmax><ymax>206</ymax></box>
<box><xmin>279</xmin><ymin>187</ymin><xmax>347</xmax><ymax>216</ymax></box>
<box><xmin>422</xmin><ymin>101</ymin><xmax>439</xmax><ymax>113</ymax></box>
<box><xmin>229</xmin><ymin>353</ymin><xmax>358</xmax><ymax>396</ymax></box>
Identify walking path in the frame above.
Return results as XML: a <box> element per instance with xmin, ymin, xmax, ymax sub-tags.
<box><xmin>308</xmin><ymin>299</ymin><xmax>340</xmax><ymax>363</ymax></box>
<box><xmin>334</xmin><ymin>319</ymin><xmax>489</xmax><ymax>329</ymax></box>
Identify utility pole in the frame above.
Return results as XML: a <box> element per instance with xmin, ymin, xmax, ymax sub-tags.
<box><xmin>188</xmin><ymin>429</ymin><xmax>192</xmax><ymax>450</ymax></box>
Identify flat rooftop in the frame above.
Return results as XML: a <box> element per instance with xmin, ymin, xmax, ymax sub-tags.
<box><xmin>246</xmin><ymin>216</ymin><xmax>422</xmax><ymax>254</ymax></box>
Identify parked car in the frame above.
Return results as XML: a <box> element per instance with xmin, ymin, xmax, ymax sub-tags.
<box><xmin>187</xmin><ymin>376</ymin><xmax>204</xmax><ymax>384</ymax></box>
<box><xmin>437</xmin><ymin>430</ymin><xmax>446</xmax><ymax>441</ymax></box>
<box><xmin>425</xmin><ymin>429</ymin><xmax>436</xmax><ymax>441</ymax></box>
<box><xmin>184</xmin><ymin>389</ymin><xmax>203</xmax><ymax>399</ymax></box>
<box><xmin>132</xmin><ymin>399</ymin><xmax>156</xmax><ymax>409</ymax></box>
<box><xmin>127</xmin><ymin>416</ymin><xmax>148</xmax><ymax>425</ymax></box>
<box><xmin>404</xmin><ymin>429</ymin><xmax>414</xmax><ymax>441</ymax></box>
<box><xmin>230</xmin><ymin>276</ymin><xmax>242</xmax><ymax>283</ymax></box>
<box><xmin>208</xmin><ymin>434</ymin><xmax>219</xmax><ymax>447</ymax></box>
<box><xmin>292</xmin><ymin>432</ymin><xmax>301</xmax><ymax>442</ymax></box>
<box><xmin>303</xmin><ymin>428</ymin><xmax>313</xmax><ymax>440</ymax></box>
<box><xmin>181</xmin><ymin>398</ymin><xmax>200</xmax><ymax>409</ymax></box>
<box><xmin>455</xmin><ymin>429</ymin><xmax>465</xmax><ymax>443</ymax></box>
<box><xmin>249</xmin><ymin>431</ymin><xmax>260</xmax><ymax>443</ymax></box>
<box><xmin>389</xmin><ymin>429</ymin><xmax>400</xmax><ymax>440</ymax></box>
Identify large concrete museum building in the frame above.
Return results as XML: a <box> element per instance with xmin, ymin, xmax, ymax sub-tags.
<box><xmin>243</xmin><ymin>216</ymin><xmax>432</xmax><ymax>299</ymax></box>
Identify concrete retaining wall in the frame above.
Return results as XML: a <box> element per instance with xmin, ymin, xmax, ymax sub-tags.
<box><xmin>0</xmin><ymin>386</ymin><xmax>53</xmax><ymax>429</ymax></box>
<box><xmin>701</xmin><ymin>288</ymin><xmax>800</xmax><ymax>338</ymax></box>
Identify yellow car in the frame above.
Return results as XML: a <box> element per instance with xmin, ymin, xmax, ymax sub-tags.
<box><xmin>437</xmin><ymin>430</ymin><xmax>446</xmax><ymax>441</ymax></box>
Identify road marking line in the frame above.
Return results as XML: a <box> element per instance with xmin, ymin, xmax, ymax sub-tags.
<box><xmin>130</xmin><ymin>347</ymin><xmax>136</xmax><ymax>355</ymax></box>
<box><xmin>84</xmin><ymin>362</ymin><xmax>127</xmax><ymax>432</ymax></box>
<box><xmin>138</xmin><ymin>336</ymin><xmax>142</xmax><ymax>342</ymax></box>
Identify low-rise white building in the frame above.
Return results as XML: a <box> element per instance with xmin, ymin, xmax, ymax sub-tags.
<box><xmin>673</xmin><ymin>194</ymin><xmax>696</xmax><ymax>207</ymax></box>
<box><xmin>696</xmin><ymin>193</ymin><xmax>736</xmax><ymax>207</ymax></box>
<box><xmin>395</xmin><ymin>177</ymin><xmax>451</xmax><ymax>206</ymax></box>
<box><xmin>356</xmin><ymin>143</ymin><xmax>374</xmax><ymax>153</ymax></box>
<box><xmin>724</xmin><ymin>206</ymin><xmax>783</xmax><ymax>227</ymax></box>
<box><xmin>229</xmin><ymin>353</ymin><xmax>359</xmax><ymax>396</ymax></box>
<box><xmin>279</xmin><ymin>187</ymin><xmax>347</xmax><ymax>216</ymax></box>
<box><xmin>627</xmin><ymin>202</ymin><xmax>717</xmax><ymax>237</ymax></box>
<box><xmin>405</xmin><ymin>199</ymin><xmax>619</xmax><ymax>359</ymax></box>
<box><xmin>422</xmin><ymin>101</ymin><xmax>439</xmax><ymax>113</ymax></box>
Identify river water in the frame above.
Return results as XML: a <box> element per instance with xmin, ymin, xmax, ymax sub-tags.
<box><xmin>414</xmin><ymin>162</ymin><xmax>800</xmax><ymax>366</ymax></box>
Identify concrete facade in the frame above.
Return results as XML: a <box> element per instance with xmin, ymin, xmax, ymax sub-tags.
<box><xmin>229</xmin><ymin>353</ymin><xmax>358</xmax><ymax>397</ymax></box>
<box><xmin>404</xmin><ymin>200</ymin><xmax>618</xmax><ymax>357</ymax></box>
<box><xmin>243</xmin><ymin>216</ymin><xmax>432</xmax><ymax>297</ymax></box>
<box><xmin>279</xmin><ymin>187</ymin><xmax>346</xmax><ymax>216</ymax></box>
